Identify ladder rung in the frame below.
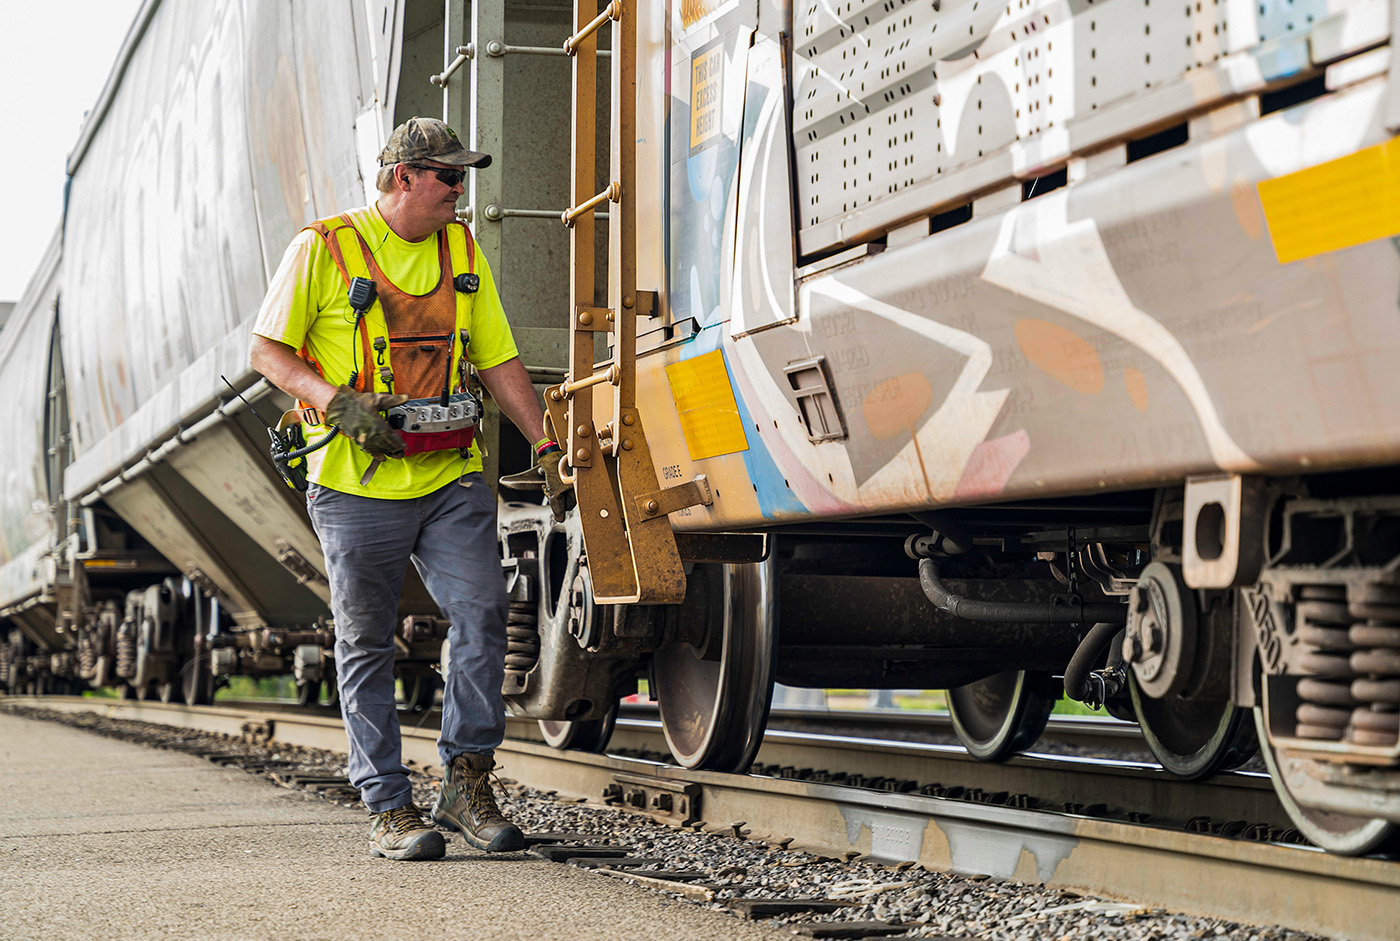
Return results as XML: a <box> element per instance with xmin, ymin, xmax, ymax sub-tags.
<box><xmin>562</xmin><ymin>182</ymin><xmax>619</xmax><ymax>227</ymax></box>
<box><xmin>563</xmin><ymin>1</ymin><xmax>622</xmax><ymax>55</ymax></box>
<box><xmin>429</xmin><ymin>45</ymin><xmax>473</xmax><ymax>86</ymax></box>
<box><xmin>555</xmin><ymin>365</ymin><xmax>620</xmax><ymax>398</ymax></box>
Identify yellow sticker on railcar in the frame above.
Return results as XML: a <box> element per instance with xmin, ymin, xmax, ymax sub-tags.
<box><xmin>665</xmin><ymin>350</ymin><xmax>749</xmax><ymax>461</ymax></box>
<box><xmin>690</xmin><ymin>43</ymin><xmax>723</xmax><ymax>152</ymax></box>
<box><xmin>674</xmin><ymin>0</ymin><xmax>739</xmax><ymax>35</ymax></box>
<box><xmin>677</xmin><ymin>0</ymin><xmax>718</xmax><ymax>29</ymax></box>
<box><xmin>1258</xmin><ymin>137</ymin><xmax>1400</xmax><ymax>264</ymax></box>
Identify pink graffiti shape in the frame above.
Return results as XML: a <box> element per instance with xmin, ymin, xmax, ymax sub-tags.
<box><xmin>952</xmin><ymin>430</ymin><xmax>1031</xmax><ymax>501</ymax></box>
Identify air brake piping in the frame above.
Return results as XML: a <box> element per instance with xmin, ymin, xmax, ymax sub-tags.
<box><xmin>1063</xmin><ymin>621</ymin><xmax>1126</xmax><ymax>705</ymax></box>
<box><xmin>916</xmin><ymin>559</ymin><xmax>1128</xmax><ymax>624</ymax></box>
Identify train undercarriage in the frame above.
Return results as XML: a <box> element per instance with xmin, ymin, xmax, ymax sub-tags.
<box><xmin>0</xmin><ymin>0</ymin><xmax>1396</xmax><ymax>871</ymax></box>
<box><xmin>6</xmin><ymin>467</ymin><xmax>1400</xmax><ymax>855</ymax></box>
<box><xmin>491</xmin><ymin>466</ymin><xmax>1400</xmax><ymax>855</ymax></box>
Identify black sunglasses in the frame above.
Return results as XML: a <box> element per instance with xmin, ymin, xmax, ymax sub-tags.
<box><xmin>405</xmin><ymin>164</ymin><xmax>466</xmax><ymax>187</ymax></box>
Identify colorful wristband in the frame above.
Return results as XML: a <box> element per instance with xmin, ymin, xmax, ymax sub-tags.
<box><xmin>533</xmin><ymin>438</ymin><xmax>560</xmax><ymax>457</ymax></box>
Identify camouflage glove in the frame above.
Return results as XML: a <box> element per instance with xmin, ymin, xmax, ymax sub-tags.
<box><xmin>326</xmin><ymin>386</ymin><xmax>410</xmax><ymax>459</ymax></box>
<box><xmin>536</xmin><ymin>443</ymin><xmax>574</xmax><ymax>522</ymax></box>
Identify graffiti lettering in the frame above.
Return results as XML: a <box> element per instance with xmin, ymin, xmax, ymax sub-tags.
<box><xmin>816</xmin><ymin>310</ymin><xmax>856</xmax><ymax>339</ymax></box>
<box><xmin>828</xmin><ymin>345</ymin><xmax>870</xmax><ymax>372</ymax></box>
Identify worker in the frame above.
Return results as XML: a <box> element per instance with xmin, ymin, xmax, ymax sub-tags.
<box><xmin>249</xmin><ymin>117</ymin><xmax>570</xmax><ymax>861</ymax></box>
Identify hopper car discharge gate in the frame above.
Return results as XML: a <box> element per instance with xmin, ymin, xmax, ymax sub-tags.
<box><xmin>546</xmin><ymin>0</ymin><xmax>712</xmax><ymax>605</ymax></box>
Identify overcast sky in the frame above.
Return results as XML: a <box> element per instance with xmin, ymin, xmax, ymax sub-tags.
<box><xmin>0</xmin><ymin>0</ymin><xmax>146</xmax><ymax>301</ymax></box>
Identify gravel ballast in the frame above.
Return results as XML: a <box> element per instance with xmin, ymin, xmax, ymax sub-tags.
<box><xmin>0</xmin><ymin>702</ymin><xmax>1338</xmax><ymax>941</ymax></box>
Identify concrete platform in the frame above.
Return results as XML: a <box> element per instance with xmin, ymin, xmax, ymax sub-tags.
<box><xmin>0</xmin><ymin>713</ymin><xmax>791</xmax><ymax>941</ymax></box>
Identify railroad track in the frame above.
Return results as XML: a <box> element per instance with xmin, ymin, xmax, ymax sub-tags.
<box><xmin>11</xmin><ymin>695</ymin><xmax>1399</xmax><ymax>941</ymax></box>
<box><xmin>210</xmin><ymin>699</ymin><xmax>1149</xmax><ymax>753</ymax></box>
<box><xmin>649</xmin><ymin>703</ymin><xmax>1149</xmax><ymax>754</ymax></box>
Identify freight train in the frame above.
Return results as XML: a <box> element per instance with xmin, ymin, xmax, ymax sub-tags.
<box><xmin>3</xmin><ymin>0</ymin><xmax>1400</xmax><ymax>856</ymax></box>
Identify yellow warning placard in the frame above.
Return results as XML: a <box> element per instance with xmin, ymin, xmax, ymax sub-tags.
<box><xmin>689</xmin><ymin>43</ymin><xmax>723</xmax><ymax>152</ymax></box>
<box><xmin>665</xmin><ymin>350</ymin><xmax>749</xmax><ymax>461</ymax></box>
<box><xmin>1258</xmin><ymin>137</ymin><xmax>1400</xmax><ymax>264</ymax></box>
<box><xmin>677</xmin><ymin>0</ymin><xmax>717</xmax><ymax>29</ymax></box>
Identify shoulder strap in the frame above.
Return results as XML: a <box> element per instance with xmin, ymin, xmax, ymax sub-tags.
<box><xmin>300</xmin><ymin>213</ymin><xmax>375</xmax><ymax>393</ymax></box>
<box><xmin>442</xmin><ymin>222</ymin><xmax>479</xmax><ymax>395</ymax></box>
<box><xmin>444</xmin><ymin>221</ymin><xmax>477</xmax><ymax>276</ymax></box>
<box><xmin>304</xmin><ymin>214</ymin><xmax>361</xmax><ymax>287</ymax></box>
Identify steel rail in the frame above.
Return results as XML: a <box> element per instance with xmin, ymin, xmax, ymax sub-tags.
<box><xmin>638</xmin><ymin>703</ymin><xmax>1148</xmax><ymax>753</ymax></box>
<box><xmin>553</xmin><ymin>718</ymin><xmax>1283</xmax><ymax>842</ymax></box>
<box><xmin>115</xmin><ymin>698</ymin><xmax>1149</xmax><ymax>752</ymax></box>
<box><xmin>13</xmin><ymin>696</ymin><xmax>1399</xmax><ymax>941</ymax></box>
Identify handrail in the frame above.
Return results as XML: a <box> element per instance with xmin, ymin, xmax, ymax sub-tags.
<box><xmin>482</xmin><ymin>205</ymin><xmax>609</xmax><ymax>221</ymax></box>
<box><xmin>483</xmin><ymin>40</ymin><xmax>611</xmax><ymax>58</ymax></box>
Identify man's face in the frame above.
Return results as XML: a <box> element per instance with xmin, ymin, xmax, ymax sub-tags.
<box><xmin>402</xmin><ymin>159</ymin><xmax>465</xmax><ymax>232</ymax></box>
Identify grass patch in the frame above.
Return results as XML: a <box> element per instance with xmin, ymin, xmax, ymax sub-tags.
<box><xmin>215</xmin><ymin>676</ymin><xmax>296</xmax><ymax>701</ymax></box>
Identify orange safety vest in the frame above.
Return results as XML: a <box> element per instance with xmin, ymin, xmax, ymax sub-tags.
<box><xmin>301</xmin><ymin>212</ymin><xmax>477</xmax><ymax>399</ymax></box>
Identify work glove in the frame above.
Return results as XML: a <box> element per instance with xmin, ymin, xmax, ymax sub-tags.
<box><xmin>537</xmin><ymin>445</ymin><xmax>575</xmax><ymax>522</ymax></box>
<box><xmin>325</xmin><ymin>386</ymin><xmax>410</xmax><ymax>459</ymax></box>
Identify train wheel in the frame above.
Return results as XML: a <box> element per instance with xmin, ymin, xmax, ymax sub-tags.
<box><xmin>295</xmin><ymin>680</ymin><xmax>321</xmax><ymax>708</ymax></box>
<box><xmin>402</xmin><ymin>673</ymin><xmax>438</xmax><ymax>712</ymax></box>
<box><xmin>180</xmin><ymin>655</ymin><xmax>215</xmax><ymax>706</ymax></box>
<box><xmin>947</xmin><ymin>670</ymin><xmax>1055</xmax><ymax>761</ymax></box>
<box><xmin>1253</xmin><ymin>707</ymin><xmax>1396</xmax><ymax>855</ymax></box>
<box><xmin>157</xmin><ymin>680</ymin><xmax>178</xmax><ymax>704</ymax></box>
<box><xmin>653</xmin><ymin>558</ymin><xmax>776</xmax><ymax>773</ymax></box>
<box><xmin>1129</xmin><ymin>677</ymin><xmax>1257</xmax><ymax>779</ymax></box>
<box><xmin>539</xmin><ymin>699</ymin><xmax>619</xmax><ymax>753</ymax></box>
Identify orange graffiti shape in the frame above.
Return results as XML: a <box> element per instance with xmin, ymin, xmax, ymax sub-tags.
<box><xmin>862</xmin><ymin>373</ymin><xmax>934</xmax><ymax>440</ymax></box>
<box><xmin>1015</xmin><ymin>318</ymin><xmax>1104</xmax><ymax>394</ymax></box>
<box><xmin>1124</xmin><ymin>367</ymin><xmax>1149</xmax><ymax>412</ymax></box>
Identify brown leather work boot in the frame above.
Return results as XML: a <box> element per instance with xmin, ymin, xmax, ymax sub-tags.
<box><xmin>368</xmin><ymin>803</ymin><xmax>446</xmax><ymax>860</ymax></box>
<box><xmin>431</xmin><ymin>751</ymin><xmax>525</xmax><ymax>851</ymax></box>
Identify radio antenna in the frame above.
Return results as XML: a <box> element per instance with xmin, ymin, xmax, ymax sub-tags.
<box><xmin>440</xmin><ymin>332</ymin><xmax>454</xmax><ymax>408</ymax></box>
<box><xmin>219</xmin><ymin>375</ymin><xmax>277</xmax><ymax>430</ymax></box>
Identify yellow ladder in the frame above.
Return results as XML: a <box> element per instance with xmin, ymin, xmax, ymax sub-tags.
<box><xmin>547</xmin><ymin>1</ymin><xmax>708</xmax><ymax>604</ymax></box>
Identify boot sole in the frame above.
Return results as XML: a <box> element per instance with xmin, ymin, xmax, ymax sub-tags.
<box><xmin>432</xmin><ymin>808</ymin><xmax>525</xmax><ymax>852</ymax></box>
<box><xmin>368</xmin><ymin>832</ymin><xmax>447</xmax><ymax>861</ymax></box>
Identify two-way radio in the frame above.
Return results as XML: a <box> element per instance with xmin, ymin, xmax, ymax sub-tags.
<box><xmin>219</xmin><ymin>376</ymin><xmax>335</xmax><ymax>492</ymax></box>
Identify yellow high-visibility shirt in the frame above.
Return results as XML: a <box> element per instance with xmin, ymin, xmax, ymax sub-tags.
<box><xmin>252</xmin><ymin>203</ymin><xmax>518</xmax><ymax>497</ymax></box>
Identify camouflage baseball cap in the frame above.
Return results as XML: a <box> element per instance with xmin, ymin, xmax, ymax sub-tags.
<box><xmin>379</xmin><ymin>117</ymin><xmax>492</xmax><ymax>169</ymax></box>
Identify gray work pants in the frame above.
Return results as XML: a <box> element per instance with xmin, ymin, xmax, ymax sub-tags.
<box><xmin>306</xmin><ymin>474</ymin><xmax>507</xmax><ymax>812</ymax></box>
